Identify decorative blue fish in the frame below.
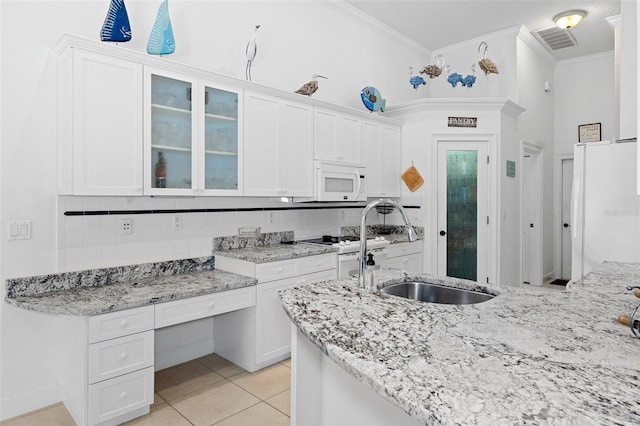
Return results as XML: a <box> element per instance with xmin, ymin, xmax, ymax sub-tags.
<box><xmin>360</xmin><ymin>86</ymin><xmax>386</xmax><ymax>113</ymax></box>
<box><xmin>409</xmin><ymin>75</ymin><xmax>426</xmax><ymax>90</ymax></box>
<box><xmin>100</xmin><ymin>0</ymin><xmax>132</xmax><ymax>42</ymax></box>
<box><xmin>462</xmin><ymin>74</ymin><xmax>476</xmax><ymax>88</ymax></box>
<box><xmin>147</xmin><ymin>0</ymin><xmax>175</xmax><ymax>55</ymax></box>
<box><xmin>447</xmin><ymin>73</ymin><xmax>463</xmax><ymax>87</ymax></box>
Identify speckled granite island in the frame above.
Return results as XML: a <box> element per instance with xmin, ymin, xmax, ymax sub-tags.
<box><xmin>280</xmin><ymin>262</ymin><xmax>640</xmax><ymax>426</ymax></box>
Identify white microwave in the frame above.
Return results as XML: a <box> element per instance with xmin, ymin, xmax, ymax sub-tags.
<box><xmin>295</xmin><ymin>161</ymin><xmax>366</xmax><ymax>202</ymax></box>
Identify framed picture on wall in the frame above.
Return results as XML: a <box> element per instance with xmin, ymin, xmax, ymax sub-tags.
<box><xmin>578</xmin><ymin>123</ymin><xmax>601</xmax><ymax>142</ymax></box>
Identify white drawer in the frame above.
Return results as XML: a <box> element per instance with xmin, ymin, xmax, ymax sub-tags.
<box><xmin>386</xmin><ymin>241</ymin><xmax>422</xmax><ymax>258</ymax></box>
<box><xmin>89</xmin><ymin>305</ymin><xmax>154</xmax><ymax>344</ymax></box>
<box><xmin>88</xmin><ymin>331</ymin><xmax>154</xmax><ymax>384</ymax></box>
<box><xmin>89</xmin><ymin>366</ymin><xmax>154</xmax><ymax>425</ymax></box>
<box><xmin>255</xmin><ymin>259</ymin><xmax>298</xmax><ymax>282</ymax></box>
<box><xmin>256</xmin><ymin>253</ymin><xmax>336</xmax><ymax>282</ymax></box>
<box><xmin>154</xmin><ymin>287</ymin><xmax>256</xmax><ymax>329</ymax></box>
<box><xmin>298</xmin><ymin>253</ymin><xmax>337</xmax><ymax>275</ymax></box>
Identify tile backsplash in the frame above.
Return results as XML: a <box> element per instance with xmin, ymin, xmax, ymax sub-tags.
<box><xmin>57</xmin><ymin>196</ymin><xmax>423</xmax><ymax>272</ymax></box>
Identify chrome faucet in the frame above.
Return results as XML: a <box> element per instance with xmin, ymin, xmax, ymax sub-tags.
<box><xmin>358</xmin><ymin>198</ymin><xmax>418</xmax><ymax>289</ymax></box>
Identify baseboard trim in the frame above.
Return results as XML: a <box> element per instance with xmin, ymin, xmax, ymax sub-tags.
<box><xmin>0</xmin><ymin>384</ymin><xmax>60</xmax><ymax>422</ymax></box>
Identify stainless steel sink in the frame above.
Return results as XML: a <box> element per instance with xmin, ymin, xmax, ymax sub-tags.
<box><xmin>381</xmin><ymin>281</ymin><xmax>495</xmax><ymax>305</ymax></box>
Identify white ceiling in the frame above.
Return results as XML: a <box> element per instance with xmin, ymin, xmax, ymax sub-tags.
<box><xmin>345</xmin><ymin>0</ymin><xmax>621</xmax><ymax>61</ymax></box>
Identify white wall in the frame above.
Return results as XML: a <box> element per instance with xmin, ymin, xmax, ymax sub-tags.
<box><xmin>619</xmin><ymin>0</ymin><xmax>637</xmax><ymax>139</ymax></box>
<box><xmin>427</xmin><ymin>26</ymin><xmax>519</xmax><ymax>100</ymax></box>
<box><xmin>0</xmin><ymin>1</ymin><xmax>427</xmax><ymax>419</ymax></box>
<box><xmin>554</xmin><ymin>53</ymin><xmax>616</xmax><ymax>154</ymax></box>
<box><xmin>515</xmin><ymin>30</ymin><xmax>556</xmax><ymax>279</ymax></box>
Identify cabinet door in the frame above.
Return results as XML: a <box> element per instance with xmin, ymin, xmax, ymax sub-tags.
<box><xmin>256</xmin><ymin>269</ymin><xmax>336</xmax><ymax>365</ymax></box>
<box><xmin>201</xmin><ymin>82</ymin><xmax>243</xmax><ymax>195</ymax></box>
<box><xmin>280</xmin><ymin>100</ymin><xmax>313</xmax><ymax>196</ymax></box>
<box><xmin>314</xmin><ymin>108</ymin><xmax>362</xmax><ymax>164</ymax></box>
<box><xmin>362</xmin><ymin>121</ymin><xmax>381</xmax><ymax>196</ymax></box>
<box><xmin>144</xmin><ymin>68</ymin><xmax>198</xmax><ymax>195</ymax></box>
<box><xmin>244</xmin><ymin>92</ymin><xmax>280</xmax><ymax>196</ymax></box>
<box><xmin>386</xmin><ymin>253</ymin><xmax>422</xmax><ymax>274</ymax></box>
<box><xmin>378</xmin><ymin>125</ymin><xmax>401</xmax><ymax>197</ymax></box>
<box><xmin>362</xmin><ymin>120</ymin><xmax>401</xmax><ymax>198</ymax></box>
<box><xmin>61</xmin><ymin>50</ymin><xmax>143</xmax><ymax>195</ymax></box>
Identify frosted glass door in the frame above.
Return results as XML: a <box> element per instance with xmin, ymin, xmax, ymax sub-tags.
<box><xmin>437</xmin><ymin>142</ymin><xmax>488</xmax><ymax>282</ymax></box>
<box><xmin>203</xmin><ymin>86</ymin><xmax>239</xmax><ymax>191</ymax></box>
<box><xmin>149</xmin><ymin>74</ymin><xmax>195</xmax><ymax>191</ymax></box>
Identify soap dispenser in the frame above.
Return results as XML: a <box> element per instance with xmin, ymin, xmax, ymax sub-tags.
<box><xmin>365</xmin><ymin>251</ymin><xmax>376</xmax><ymax>293</ymax></box>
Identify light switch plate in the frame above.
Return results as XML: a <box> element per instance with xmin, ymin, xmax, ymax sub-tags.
<box><xmin>8</xmin><ymin>220</ymin><xmax>31</xmax><ymax>240</ymax></box>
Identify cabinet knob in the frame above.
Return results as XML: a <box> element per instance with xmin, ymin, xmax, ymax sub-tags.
<box><xmin>563</xmin><ymin>223</ymin><xmax>570</xmax><ymax>228</ymax></box>
<box><xmin>119</xmin><ymin>320</ymin><xmax>128</xmax><ymax>328</ymax></box>
<box><xmin>120</xmin><ymin>392</ymin><xmax>128</xmax><ymax>400</ymax></box>
<box><xmin>277</xmin><ymin>267</ymin><xmax>283</xmax><ymax>273</ymax></box>
<box><xmin>439</xmin><ymin>230</ymin><xmax>446</xmax><ymax>236</ymax></box>
<box><xmin>120</xmin><ymin>352</ymin><xmax>128</xmax><ymax>361</ymax></box>
<box><xmin>208</xmin><ymin>302</ymin><xmax>215</xmax><ymax>309</ymax></box>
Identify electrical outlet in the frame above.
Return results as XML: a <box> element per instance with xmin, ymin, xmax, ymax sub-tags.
<box><xmin>120</xmin><ymin>218</ymin><xmax>133</xmax><ymax>236</ymax></box>
<box><xmin>173</xmin><ymin>216</ymin><xmax>183</xmax><ymax>230</ymax></box>
<box><xmin>267</xmin><ymin>212</ymin><xmax>274</xmax><ymax>224</ymax></box>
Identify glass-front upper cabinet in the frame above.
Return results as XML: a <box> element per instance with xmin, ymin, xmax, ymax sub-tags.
<box><xmin>201</xmin><ymin>84</ymin><xmax>242</xmax><ymax>193</ymax></box>
<box><xmin>144</xmin><ymin>68</ymin><xmax>242</xmax><ymax>195</ymax></box>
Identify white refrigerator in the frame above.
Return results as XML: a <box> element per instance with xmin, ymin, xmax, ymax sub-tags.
<box><xmin>571</xmin><ymin>141</ymin><xmax>640</xmax><ymax>281</ymax></box>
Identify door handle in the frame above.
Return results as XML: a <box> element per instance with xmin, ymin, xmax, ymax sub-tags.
<box><xmin>530</xmin><ymin>223</ymin><xmax>534</xmax><ymax>228</ymax></box>
<box><xmin>563</xmin><ymin>223</ymin><xmax>570</xmax><ymax>228</ymax></box>
<box><xmin>439</xmin><ymin>230</ymin><xmax>446</xmax><ymax>236</ymax></box>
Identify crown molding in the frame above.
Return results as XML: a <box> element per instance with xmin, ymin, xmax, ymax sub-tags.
<box><xmin>385</xmin><ymin>98</ymin><xmax>525</xmax><ymax>119</ymax></box>
<box><xmin>556</xmin><ymin>50</ymin><xmax>614</xmax><ymax>67</ymax></box>
<box><xmin>606</xmin><ymin>14</ymin><xmax>622</xmax><ymax>28</ymax></box>
<box><xmin>429</xmin><ymin>25</ymin><xmax>521</xmax><ymax>57</ymax></box>
<box><xmin>516</xmin><ymin>25</ymin><xmax>557</xmax><ymax>68</ymax></box>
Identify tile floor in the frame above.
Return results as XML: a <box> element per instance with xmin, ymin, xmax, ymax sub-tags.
<box><xmin>1</xmin><ymin>354</ymin><xmax>291</xmax><ymax>426</ymax></box>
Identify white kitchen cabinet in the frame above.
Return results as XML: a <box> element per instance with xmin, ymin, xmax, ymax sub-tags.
<box><xmin>362</xmin><ymin>120</ymin><xmax>401</xmax><ymax>197</ymax></box>
<box><xmin>56</xmin><ymin>46</ymin><xmax>143</xmax><ymax>196</ymax></box>
<box><xmin>314</xmin><ymin>107</ymin><xmax>362</xmax><ymax>165</ymax></box>
<box><xmin>144</xmin><ymin>68</ymin><xmax>243</xmax><ymax>196</ymax></box>
<box><xmin>244</xmin><ymin>92</ymin><xmax>313</xmax><ymax>197</ymax></box>
<box><xmin>214</xmin><ymin>253</ymin><xmax>337</xmax><ymax>371</ymax></box>
<box><xmin>385</xmin><ymin>241</ymin><xmax>422</xmax><ymax>273</ymax></box>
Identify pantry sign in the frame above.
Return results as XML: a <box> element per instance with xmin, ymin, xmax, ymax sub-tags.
<box><xmin>448</xmin><ymin>116</ymin><xmax>478</xmax><ymax>128</ymax></box>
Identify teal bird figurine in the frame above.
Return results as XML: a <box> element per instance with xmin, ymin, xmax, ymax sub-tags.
<box><xmin>360</xmin><ymin>86</ymin><xmax>385</xmax><ymax>113</ymax></box>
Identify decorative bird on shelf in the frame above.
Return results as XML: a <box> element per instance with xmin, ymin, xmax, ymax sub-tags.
<box><xmin>408</xmin><ymin>67</ymin><xmax>426</xmax><ymax>90</ymax></box>
<box><xmin>245</xmin><ymin>25</ymin><xmax>260</xmax><ymax>81</ymax></box>
<box><xmin>295</xmin><ymin>74</ymin><xmax>327</xmax><ymax>96</ymax></box>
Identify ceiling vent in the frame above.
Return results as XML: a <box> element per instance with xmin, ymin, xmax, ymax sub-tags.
<box><xmin>532</xmin><ymin>26</ymin><xmax>577</xmax><ymax>50</ymax></box>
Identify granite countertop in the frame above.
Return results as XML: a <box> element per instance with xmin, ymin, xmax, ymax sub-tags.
<box><xmin>279</xmin><ymin>263</ymin><xmax>640</xmax><ymax>425</ymax></box>
<box><xmin>213</xmin><ymin>242</ymin><xmax>336</xmax><ymax>263</ymax></box>
<box><xmin>5</xmin><ymin>257</ymin><xmax>257</xmax><ymax>316</ymax></box>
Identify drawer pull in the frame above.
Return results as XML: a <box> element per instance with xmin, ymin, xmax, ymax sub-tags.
<box><xmin>120</xmin><ymin>391</ymin><xmax>128</xmax><ymax>400</ymax></box>
<box><xmin>120</xmin><ymin>352</ymin><xmax>128</xmax><ymax>361</ymax></box>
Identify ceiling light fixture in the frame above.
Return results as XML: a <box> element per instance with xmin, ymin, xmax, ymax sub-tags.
<box><xmin>553</xmin><ymin>10</ymin><xmax>586</xmax><ymax>29</ymax></box>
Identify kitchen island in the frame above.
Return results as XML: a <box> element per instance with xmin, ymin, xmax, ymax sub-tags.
<box><xmin>280</xmin><ymin>263</ymin><xmax>640</xmax><ymax>425</ymax></box>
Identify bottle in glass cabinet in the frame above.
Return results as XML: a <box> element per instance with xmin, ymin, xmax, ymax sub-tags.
<box><xmin>155</xmin><ymin>151</ymin><xmax>166</xmax><ymax>188</ymax></box>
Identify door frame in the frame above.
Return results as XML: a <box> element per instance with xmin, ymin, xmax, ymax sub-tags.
<box><xmin>520</xmin><ymin>141</ymin><xmax>543</xmax><ymax>287</ymax></box>
<box><xmin>429</xmin><ymin>133</ymin><xmax>497</xmax><ymax>284</ymax></box>
<box><xmin>554</xmin><ymin>154</ymin><xmax>574</xmax><ymax>280</ymax></box>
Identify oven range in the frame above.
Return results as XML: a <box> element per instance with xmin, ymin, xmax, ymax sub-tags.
<box><xmin>298</xmin><ymin>235</ymin><xmax>390</xmax><ymax>277</ymax></box>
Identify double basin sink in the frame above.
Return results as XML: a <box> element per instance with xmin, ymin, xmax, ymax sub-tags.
<box><xmin>381</xmin><ymin>281</ymin><xmax>495</xmax><ymax>305</ymax></box>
